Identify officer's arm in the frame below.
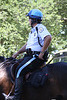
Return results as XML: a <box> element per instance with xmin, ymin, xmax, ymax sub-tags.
<box><xmin>17</xmin><ymin>43</ymin><xmax>27</xmax><ymax>54</ymax></box>
<box><xmin>38</xmin><ymin>35</ymin><xmax>52</xmax><ymax>60</ymax></box>
<box><xmin>41</xmin><ymin>35</ymin><xmax>52</xmax><ymax>53</ymax></box>
<box><xmin>12</xmin><ymin>43</ymin><xmax>27</xmax><ymax>58</ymax></box>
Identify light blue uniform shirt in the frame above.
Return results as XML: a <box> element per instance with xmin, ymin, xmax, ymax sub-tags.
<box><xmin>26</xmin><ymin>24</ymin><xmax>51</xmax><ymax>51</ymax></box>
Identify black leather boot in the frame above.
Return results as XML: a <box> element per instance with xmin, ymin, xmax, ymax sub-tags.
<box><xmin>12</xmin><ymin>76</ymin><xmax>23</xmax><ymax>100</ymax></box>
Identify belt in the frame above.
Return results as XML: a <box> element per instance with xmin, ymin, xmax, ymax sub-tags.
<box><xmin>26</xmin><ymin>49</ymin><xmax>40</xmax><ymax>55</ymax></box>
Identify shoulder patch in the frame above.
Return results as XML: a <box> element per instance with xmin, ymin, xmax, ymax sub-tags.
<box><xmin>39</xmin><ymin>27</ymin><xmax>44</xmax><ymax>33</ymax></box>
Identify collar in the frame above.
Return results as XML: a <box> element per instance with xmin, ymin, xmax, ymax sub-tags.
<box><xmin>31</xmin><ymin>24</ymin><xmax>40</xmax><ymax>33</ymax></box>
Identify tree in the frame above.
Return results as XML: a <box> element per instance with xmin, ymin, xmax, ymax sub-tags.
<box><xmin>0</xmin><ymin>0</ymin><xmax>66</xmax><ymax>57</ymax></box>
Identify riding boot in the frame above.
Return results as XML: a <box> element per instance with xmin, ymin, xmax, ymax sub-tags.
<box><xmin>12</xmin><ymin>76</ymin><xmax>23</xmax><ymax>100</ymax></box>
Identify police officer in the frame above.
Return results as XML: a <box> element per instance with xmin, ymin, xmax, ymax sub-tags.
<box><xmin>11</xmin><ymin>9</ymin><xmax>52</xmax><ymax>100</ymax></box>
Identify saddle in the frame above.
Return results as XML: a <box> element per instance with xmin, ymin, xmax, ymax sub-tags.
<box><xmin>9</xmin><ymin>58</ymin><xmax>24</xmax><ymax>83</ymax></box>
<box><xmin>9</xmin><ymin>57</ymin><xmax>48</xmax><ymax>87</ymax></box>
<box><xmin>10</xmin><ymin>63</ymin><xmax>48</xmax><ymax>88</ymax></box>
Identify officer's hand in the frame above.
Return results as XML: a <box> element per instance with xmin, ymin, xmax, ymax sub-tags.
<box><xmin>38</xmin><ymin>53</ymin><xmax>44</xmax><ymax>60</ymax></box>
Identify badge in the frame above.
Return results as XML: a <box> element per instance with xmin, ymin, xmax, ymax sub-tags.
<box><xmin>39</xmin><ymin>27</ymin><xmax>44</xmax><ymax>33</ymax></box>
<box><xmin>34</xmin><ymin>33</ymin><xmax>36</xmax><ymax>37</ymax></box>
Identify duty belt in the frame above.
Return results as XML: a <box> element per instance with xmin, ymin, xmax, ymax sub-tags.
<box><xmin>26</xmin><ymin>48</ymin><xmax>40</xmax><ymax>55</ymax></box>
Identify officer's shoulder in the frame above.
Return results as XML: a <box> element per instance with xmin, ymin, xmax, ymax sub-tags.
<box><xmin>38</xmin><ymin>24</ymin><xmax>46</xmax><ymax>33</ymax></box>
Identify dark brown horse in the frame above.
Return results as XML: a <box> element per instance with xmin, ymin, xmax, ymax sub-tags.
<box><xmin>0</xmin><ymin>56</ymin><xmax>67</xmax><ymax>100</ymax></box>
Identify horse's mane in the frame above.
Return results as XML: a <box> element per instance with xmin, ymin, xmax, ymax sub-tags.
<box><xmin>0</xmin><ymin>57</ymin><xmax>18</xmax><ymax>70</ymax></box>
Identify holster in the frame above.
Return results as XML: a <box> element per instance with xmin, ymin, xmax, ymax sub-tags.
<box><xmin>43</xmin><ymin>51</ymin><xmax>48</xmax><ymax>62</ymax></box>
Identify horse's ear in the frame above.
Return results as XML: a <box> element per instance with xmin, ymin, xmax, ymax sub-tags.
<box><xmin>0</xmin><ymin>56</ymin><xmax>5</xmax><ymax>62</ymax></box>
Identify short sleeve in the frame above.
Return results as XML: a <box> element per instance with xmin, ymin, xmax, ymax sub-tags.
<box><xmin>38</xmin><ymin>25</ymin><xmax>51</xmax><ymax>40</ymax></box>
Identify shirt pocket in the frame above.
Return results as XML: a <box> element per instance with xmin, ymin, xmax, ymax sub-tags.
<box><xmin>33</xmin><ymin>32</ymin><xmax>37</xmax><ymax>38</ymax></box>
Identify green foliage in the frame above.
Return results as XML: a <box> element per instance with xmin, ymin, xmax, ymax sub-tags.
<box><xmin>0</xmin><ymin>0</ymin><xmax>66</xmax><ymax>57</ymax></box>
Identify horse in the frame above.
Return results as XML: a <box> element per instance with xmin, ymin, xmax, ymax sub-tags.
<box><xmin>0</xmin><ymin>56</ymin><xmax>67</xmax><ymax>100</ymax></box>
